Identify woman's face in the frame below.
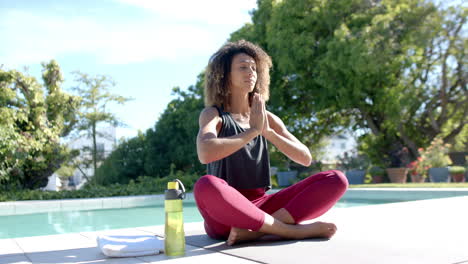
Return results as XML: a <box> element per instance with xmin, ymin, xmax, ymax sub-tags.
<box><xmin>229</xmin><ymin>53</ymin><xmax>257</xmax><ymax>95</ymax></box>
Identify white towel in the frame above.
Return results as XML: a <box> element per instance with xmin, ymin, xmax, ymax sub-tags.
<box><xmin>97</xmin><ymin>235</ymin><xmax>164</xmax><ymax>257</ymax></box>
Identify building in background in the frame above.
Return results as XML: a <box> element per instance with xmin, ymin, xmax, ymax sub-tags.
<box><xmin>43</xmin><ymin>126</ymin><xmax>117</xmax><ymax>191</ymax></box>
<box><xmin>321</xmin><ymin>131</ymin><xmax>357</xmax><ymax>165</ymax></box>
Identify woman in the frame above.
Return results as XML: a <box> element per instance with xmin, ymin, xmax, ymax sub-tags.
<box><xmin>194</xmin><ymin>40</ymin><xmax>348</xmax><ymax>246</ymax></box>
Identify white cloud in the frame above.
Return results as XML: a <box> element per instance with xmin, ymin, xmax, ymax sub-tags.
<box><xmin>94</xmin><ymin>22</ymin><xmax>219</xmax><ymax>64</ymax></box>
<box><xmin>1</xmin><ymin>11</ymin><xmax>100</xmax><ymax>67</ymax></box>
<box><xmin>0</xmin><ymin>0</ymin><xmax>255</xmax><ymax>67</ymax></box>
<box><xmin>116</xmin><ymin>0</ymin><xmax>256</xmax><ymax>26</ymax></box>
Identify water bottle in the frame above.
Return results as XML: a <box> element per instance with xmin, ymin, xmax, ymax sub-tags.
<box><xmin>164</xmin><ymin>179</ymin><xmax>186</xmax><ymax>256</ymax></box>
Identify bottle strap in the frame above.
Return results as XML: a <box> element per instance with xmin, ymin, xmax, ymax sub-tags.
<box><xmin>174</xmin><ymin>179</ymin><xmax>186</xmax><ymax>199</ymax></box>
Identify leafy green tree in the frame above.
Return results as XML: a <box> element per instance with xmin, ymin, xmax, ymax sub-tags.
<box><xmin>403</xmin><ymin>5</ymin><xmax>467</xmax><ymax>151</ymax></box>
<box><xmin>144</xmin><ymin>74</ymin><xmax>205</xmax><ymax>177</ymax></box>
<box><xmin>92</xmin><ymin>132</ymin><xmax>147</xmax><ymax>185</ymax></box>
<box><xmin>231</xmin><ymin>0</ymin><xmax>351</xmax><ymax>166</ymax></box>
<box><xmin>0</xmin><ymin>61</ymin><xmax>80</xmax><ymax>189</ymax></box>
<box><xmin>93</xmin><ymin>74</ymin><xmax>205</xmax><ymax>185</ymax></box>
<box><xmin>231</xmin><ymin>0</ymin><xmax>467</xmax><ymax>166</ymax></box>
<box><xmin>71</xmin><ymin>72</ymin><xmax>132</xmax><ymax>178</ymax></box>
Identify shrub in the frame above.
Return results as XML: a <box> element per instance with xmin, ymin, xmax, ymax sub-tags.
<box><xmin>449</xmin><ymin>166</ymin><xmax>466</xmax><ymax>174</ymax></box>
<box><xmin>419</xmin><ymin>137</ymin><xmax>451</xmax><ymax>168</ymax></box>
<box><xmin>369</xmin><ymin>166</ymin><xmax>385</xmax><ymax>176</ymax></box>
<box><xmin>0</xmin><ymin>172</ymin><xmax>200</xmax><ymax>202</ymax></box>
<box><xmin>407</xmin><ymin>157</ymin><xmax>429</xmax><ymax>177</ymax></box>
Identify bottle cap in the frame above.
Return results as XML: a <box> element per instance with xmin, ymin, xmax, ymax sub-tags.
<box><xmin>167</xmin><ymin>181</ymin><xmax>179</xmax><ymax>190</ymax></box>
<box><xmin>165</xmin><ymin>179</ymin><xmax>186</xmax><ymax>200</ymax></box>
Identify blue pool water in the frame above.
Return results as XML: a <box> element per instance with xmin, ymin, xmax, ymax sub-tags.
<box><xmin>1</xmin><ymin>198</ymin><xmax>400</xmax><ymax>239</ymax></box>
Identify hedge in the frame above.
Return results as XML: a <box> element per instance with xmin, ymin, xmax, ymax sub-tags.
<box><xmin>0</xmin><ymin>171</ymin><xmax>199</xmax><ymax>202</ymax></box>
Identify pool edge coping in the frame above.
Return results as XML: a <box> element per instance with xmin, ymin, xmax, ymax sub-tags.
<box><xmin>1</xmin><ymin>188</ymin><xmax>468</xmax><ymax>216</ymax></box>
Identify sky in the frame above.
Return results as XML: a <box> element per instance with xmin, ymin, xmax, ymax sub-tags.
<box><xmin>0</xmin><ymin>0</ymin><xmax>257</xmax><ymax>139</ymax></box>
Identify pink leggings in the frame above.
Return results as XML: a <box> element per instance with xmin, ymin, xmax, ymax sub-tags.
<box><xmin>193</xmin><ymin>170</ymin><xmax>348</xmax><ymax>239</ymax></box>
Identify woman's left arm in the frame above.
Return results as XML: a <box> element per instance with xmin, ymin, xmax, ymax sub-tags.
<box><xmin>262</xmin><ymin>111</ymin><xmax>312</xmax><ymax>167</ymax></box>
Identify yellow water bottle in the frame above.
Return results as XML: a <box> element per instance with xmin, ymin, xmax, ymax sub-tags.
<box><xmin>164</xmin><ymin>179</ymin><xmax>186</xmax><ymax>256</ymax></box>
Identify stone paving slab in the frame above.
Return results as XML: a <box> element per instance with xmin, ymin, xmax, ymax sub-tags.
<box><xmin>0</xmin><ymin>225</ymin><xmax>257</xmax><ymax>264</ymax></box>
<box><xmin>0</xmin><ymin>238</ymin><xmax>30</xmax><ymax>264</ymax></box>
<box><xmin>0</xmin><ymin>238</ymin><xmax>24</xmax><ymax>255</ymax></box>
<box><xmin>1</xmin><ymin>196</ymin><xmax>467</xmax><ymax>263</ymax></box>
<box><xmin>183</xmin><ymin>196</ymin><xmax>468</xmax><ymax>264</ymax></box>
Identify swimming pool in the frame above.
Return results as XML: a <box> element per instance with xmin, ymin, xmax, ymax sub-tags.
<box><xmin>0</xmin><ymin>198</ymin><xmax>398</xmax><ymax>239</ymax></box>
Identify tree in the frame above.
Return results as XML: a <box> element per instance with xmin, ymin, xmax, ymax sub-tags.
<box><xmin>0</xmin><ymin>61</ymin><xmax>80</xmax><ymax>189</ymax></box>
<box><xmin>93</xmin><ymin>74</ymin><xmax>206</xmax><ymax>185</ymax></box>
<box><xmin>144</xmin><ymin>74</ymin><xmax>205</xmax><ymax>177</ymax></box>
<box><xmin>231</xmin><ymin>0</ymin><xmax>351</xmax><ymax>162</ymax></box>
<box><xmin>231</xmin><ymin>0</ymin><xmax>467</xmax><ymax>166</ymax></box>
<box><xmin>71</xmin><ymin>72</ymin><xmax>132</xmax><ymax>178</ymax></box>
<box><xmin>401</xmin><ymin>6</ymin><xmax>467</xmax><ymax>150</ymax></box>
<box><xmin>92</xmin><ymin>132</ymin><xmax>147</xmax><ymax>185</ymax></box>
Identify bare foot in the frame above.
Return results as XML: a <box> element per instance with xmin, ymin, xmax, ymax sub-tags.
<box><xmin>227</xmin><ymin>221</ymin><xmax>337</xmax><ymax>246</ymax></box>
<box><xmin>226</xmin><ymin>227</ymin><xmax>264</xmax><ymax>246</ymax></box>
<box><xmin>295</xmin><ymin>221</ymin><xmax>337</xmax><ymax>239</ymax></box>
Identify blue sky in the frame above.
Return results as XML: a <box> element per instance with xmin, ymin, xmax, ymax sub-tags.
<box><xmin>0</xmin><ymin>0</ymin><xmax>256</xmax><ymax>139</ymax></box>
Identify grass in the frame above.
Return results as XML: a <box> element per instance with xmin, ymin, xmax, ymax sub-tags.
<box><xmin>349</xmin><ymin>182</ymin><xmax>468</xmax><ymax>188</ymax></box>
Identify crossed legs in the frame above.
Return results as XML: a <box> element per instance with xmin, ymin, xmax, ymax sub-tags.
<box><xmin>193</xmin><ymin>170</ymin><xmax>348</xmax><ymax>245</ymax></box>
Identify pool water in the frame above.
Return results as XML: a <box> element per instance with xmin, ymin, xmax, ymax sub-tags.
<box><xmin>1</xmin><ymin>199</ymin><xmax>399</xmax><ymax>239</ymax></box>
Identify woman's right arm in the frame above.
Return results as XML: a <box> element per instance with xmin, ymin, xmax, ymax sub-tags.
<box><xmin>197</xmin><ymin>95</ymin><xmax>266</xmax><ymax>164</ymax></box>
<box><xmin>196</xmin><ymin>107</ymin><xmax>259</xmax><ymax>164</ymax></box>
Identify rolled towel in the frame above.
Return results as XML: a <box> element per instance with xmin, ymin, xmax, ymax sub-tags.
<box><xmin>97</xmin><ymin>235</ymin><xmax>164</xmax><ymax>257</ymax></box>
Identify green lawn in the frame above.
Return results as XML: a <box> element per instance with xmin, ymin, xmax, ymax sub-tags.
<box><xmin>349</xmin><ymin>183</ymin><xmax>468</xmax><ymax>188</ymax></box>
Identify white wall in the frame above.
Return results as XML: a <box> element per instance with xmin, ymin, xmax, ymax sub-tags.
<box><xmin>46</xmin><ymin>126</ymin><xmax>117</xmax><ymax>190</ymax></box>
<box><xmin>43</xmin><ymin>174</ymin><xmax>61</xmax><ymax>191</ymax></box>
<box><xmin>321</xmin><ymin>132</ymin><xmax>357</xmax><ymax>164</ymax></box>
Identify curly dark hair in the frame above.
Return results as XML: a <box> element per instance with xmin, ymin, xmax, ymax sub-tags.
<box><xmin>204</xmin><ymin>40</ymin><xmax>272</xmax><ymax>107</ymax></box>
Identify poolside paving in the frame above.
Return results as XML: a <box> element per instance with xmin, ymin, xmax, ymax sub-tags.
<box><xmin>1</xmin><ymin>195</ymin><xmax>467</xmax><ymax>264</ymax></box>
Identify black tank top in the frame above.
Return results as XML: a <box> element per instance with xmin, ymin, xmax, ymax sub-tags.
<box><xmin>207</xmin><ymin>106</ymin><xmax>271</xmax><ymax>189</ymax></box>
